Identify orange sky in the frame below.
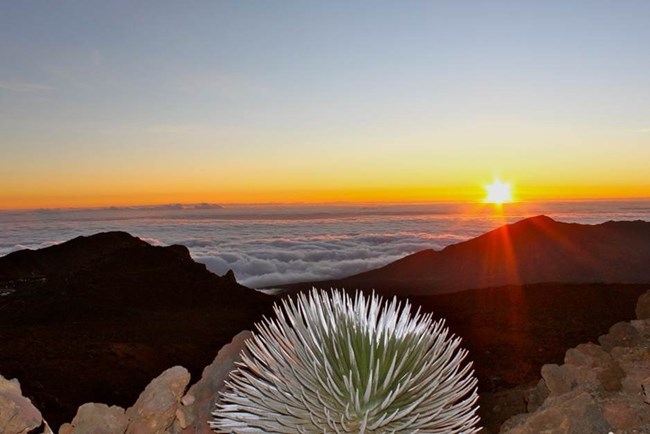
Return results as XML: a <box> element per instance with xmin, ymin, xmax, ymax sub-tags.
<box><xmin>2</xmin><ymin>3</ymin><xmax>650</xmax><ymax>210</ymax></box>
<box><xmin>3</xmin><ymin>182</ymin><xmax>650</xmax><ymax>211</ymax></box>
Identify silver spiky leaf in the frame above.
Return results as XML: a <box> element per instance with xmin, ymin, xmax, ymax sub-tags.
<box><xmin>211</xmin><ymin>288</ymin><xmax>480</xmax><ymax>433</ymax></box>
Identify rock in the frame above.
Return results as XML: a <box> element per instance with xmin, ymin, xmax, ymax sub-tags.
<box><xmin>596</xmin><ymin>360</ymin><xmax>624</xmax><ymax>392</ymax></box>
<box><xmin>599</xmin><ymin>322</ymin><xmax>641</xmax><ymax>351</ymax></box>
<box><xmin>524</xmin><ymin>380</ymin><xmax>549</xmax><ymax>413</ymax></box>
<box><xmin>602</xmin><ymin>399</ymin><xmax>646</xmax><ymax>431</ymax></box>
<box><xmin>636</xmin><ymin>290</ymin><xmax>650</xmax><ymax>319</ymax></box>
<box><xmin>222</xmin><ymin>269</ymin><xmax>237</xmax><ymax>284</ymax></box>
<box><xmin>610</xmin><ymin>345</ymin><xmax>650</xmax><ymax>396</ymax></box>
<box><xmin>0</xmin><ymin>374</ymin><xmax>45</xmax><ymax>434</ymax></box>
<box><xmin>178</xmin><ymin>330</ymin><xmax>252</xmax><ymax>434</ymax></box>
<box><xmin>540</xmin><ymin>364</ymin><xmax>576</xmax><ymax>396</ymax></box>
<box><xmin>59</xmin><ymin>403</ymin><xmax>128</xmax><ymax>434</ymax></box>
<box><xmin>501</xmin><ymin>391</ymin><xmax>611</xmax><ymax>434</ymax></box>
<box><xmin>126</xmin><ymin>366</ymin><xmax>190</xmax><ymax>434</ymax></box>
<box><xmin>500</xmin><ymin>290</ymin><xmax>650</xmax><ymax>434</ymax></box>
<box><xmin>630</xmin><ymin>319</ymin><xmax>650</xmax><ymax>337</ymax></box>
<box><xmin>564</xmin><ymin>343</ymin><xmax>610</xmax><ymax>368</ymax></box>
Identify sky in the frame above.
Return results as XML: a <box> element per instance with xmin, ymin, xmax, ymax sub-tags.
<box><xmin>2</xmin><ymin>1</ymin><xmax>650</xmax><ymax>209</ymax></box>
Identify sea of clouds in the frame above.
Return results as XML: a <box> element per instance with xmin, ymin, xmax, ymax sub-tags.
<box><xmin>2</xmin><ymin>201</ymin><xmax>650</xmax><ymax>288</ymax></box>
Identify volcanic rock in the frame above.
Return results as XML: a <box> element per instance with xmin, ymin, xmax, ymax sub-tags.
<box><xmin>177</xmin><ymin>330</ymin><xmax>252</xmax><ymax>433</ymax></box>
<box><xmin>0</xmin><ymin>374</ymin><xmax>45</xmax><ymax>434</ymax></box>
<box><xmin>501</xmin><ymin>291</ymin><xmax>650</xmax><ymax>434</ymax></box>
<box><xmin>125</xmin><ymin>366</ymin><xmax>190</xmax><ymax>434</ymax></box>
<box><xmin>58</xmin><ymin>403</ymin><xmax>128</xmax><ymax>434</ymax></box>
<box><xmin>637</xmin><ymin>290</ymin><xmax>650</xmax><ymax>319</ymax></box>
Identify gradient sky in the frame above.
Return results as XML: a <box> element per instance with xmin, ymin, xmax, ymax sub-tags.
<box><xmin>2</xmin><ymin>1</ymin><xmax>650</xmax><ymax>209</ymax></box>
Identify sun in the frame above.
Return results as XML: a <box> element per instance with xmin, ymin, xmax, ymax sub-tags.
<box><xmin>484</xmin><ymin>179</ymin><xmax>513</xmax><ymax>205</ymax></box>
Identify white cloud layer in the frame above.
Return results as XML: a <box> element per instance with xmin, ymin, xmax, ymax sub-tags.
<box><xmin>2</xmin><ymin>202</ymin><xmax>650</xmax><ymax>289</ymax></box>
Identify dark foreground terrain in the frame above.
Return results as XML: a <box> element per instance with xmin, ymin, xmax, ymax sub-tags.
<box><xmin>0</xmin><ymin>229</ymin><xmax>647</xmax><ymax>431</ymax></box>
<box><xmin>0</xmin><ymin>232</ymin><xmax>273</xmax><ymax>428</ymax></box>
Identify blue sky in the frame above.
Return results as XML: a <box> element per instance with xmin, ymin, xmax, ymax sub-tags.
<box><xmin>2</xmin><ymin>1</ymin><xmax>650</xmax><ymax>208</ymax></box>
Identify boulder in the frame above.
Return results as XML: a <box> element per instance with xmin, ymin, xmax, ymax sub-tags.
<box><xmin>636</xmin><ymin>290</ymin><xmax>650</xmax><ymax>320</ymax></box>
<box><xmin>501</xmin><ymin>391</ymin><xmax>610</xmax><ymax>434</ymax></box>
<box><xmin>564</xmin><ymin>343</ymin><xmax>610</xmax><ymax>368</ymax></box>
<box><xmin>523</xmin><ymin>380</ymin><xmax>549</xmax><ymax>413</ymax></box>
<box><xmin>126</xmin><ymin>366</ymin><xmax>190</xmax><ymax>434</ymax></box>
<box><xmin>177</xmin><ymin>330</ymin><xmax>252</xmax><ymax>433</ymax></box>
<box><xmin>500</xmin><ymin>291</ymin><xmax>650</xmax><ymax>434</ymax></box>
<box><xmin>0</xmin><ymin>374</ymin><xmax>45</xmax><ymax>434</ymax></box>
<box><xmin>602</xmin><ymin>398</ymin><xmax>646</xmax><ymax>431</ymax></box>
<box><xmin>59</xmin><ymin>403</ymin><xmax>128</xmax><ymax>434</ymax></box>
<box><xmin>598</xmin><ymin>322</ymin><xmax>641</xmax><ymax>351</ymax></box>
<box><xmin>540</xmin><ymin>364</ymin><xmax>576</xmax><ymax>396</ymax></box>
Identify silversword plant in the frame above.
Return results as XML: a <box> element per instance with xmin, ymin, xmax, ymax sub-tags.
<box><xmin>212</xmin><ymin>289</ymin><xmax>480</xmax><ymax>433</ymax></box>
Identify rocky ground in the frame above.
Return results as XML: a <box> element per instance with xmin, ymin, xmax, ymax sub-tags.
<box><xmin>2</xmin><ymin>291</ymin><xmax>649</xmax><ymax>434</ymax></box>
<box><xmin>499</xmin><ymin>290</ymin><xmax>650</xmax><ymax>434</ymax></box>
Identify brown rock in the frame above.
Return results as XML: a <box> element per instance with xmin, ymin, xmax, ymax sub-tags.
<box><xmin>0</xmin><ymin>374</ymin><xmax>44</xmax><ymax>434</ymax></box>
<box><xmin>564</xmin><ymin>343</ymin><xmax>610</xmax><ymax>368</ymax></box>
<box><xmin>60</xmin><ymin>403</ymin><xmax>128</xmax><ymax>434</ymax></box>
<box><xmin>610</xmin><ymin>346</ymin><xmax>650</xmax><ymax>396</ymax></box>
<box><xmin>524</xmin><ymin>379</ymin><xmax>549</xmax><ymax>413</ymax></box>
<box><xmin>644</xmin><ymin>378</ymin><xmax>650</xmax><ymax>404</ymax></box>
<box><xmin>636</xmin><ymin>290</ymin><xmax>650</xmax><ymax>320</ymax></box>
<box><xmin>599</xmin><ymin>322</ymin><xmax>641</xmax><ymax>351</ymax></box>
<box><xmin>602</xmin><ymin>399</ymin><xmax>645</xmax><ymax>431</ymax></box>
<box><xmin>630</xmin><ymin>319</ymin><xmax>650</xmax><ymax>337</ymax></box>
<box><xmin>178</xmin><ymin>330</ymin><xmax>252</xmax><ymax>434</ymax></box>
<box><xmin>540</xmin><ymin>364</ymin><xmax>576</xmax><ymax>396</ymax></box>
<box><xmin>501</xmin><ymin>391</ymin><xmax>611</xmax><ymax>434</ymax></box>
<box><xmin>126</xmin><ymin>366</ymin><xmax>190</xmax><ymax>434</ymax></box>
<box><xmin>596</xmin><ymin>360</ymin><xmax>624</xmax><ymax>392</ymax></box>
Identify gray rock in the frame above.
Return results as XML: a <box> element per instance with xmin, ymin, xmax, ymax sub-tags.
<box><xmin>0</xmin><ymin>374</ymin><xmax>44</xmax><ymax>434</ymax></box>
<box><xmin>126</xmin><ymin>366</ymin><xmax>190</xmax><ymax>434</ymax></box>
<box><xmin>178</xmin><ymin>330</ymin><xmax>252</xmax><ymax>434</ymax></box>
<box><xmin>636</xmin><ymin>290</ymin><xmax>650</xmax><ymax>320</ymax></box>
<box><xmin>59</xmin><ymin>403</ymin><xmax>128</xmax><ymax>434</ymax></box>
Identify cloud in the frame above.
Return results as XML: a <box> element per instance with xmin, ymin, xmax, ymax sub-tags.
<box><xmin>0</xmin><ymin>204</ymin><xmax>517</xmax><ymax>289</ymax></box>
<box><xmin>0</xmin><ymin>81</ymin><xmax>53</xmax><ymax>93</ymax></box>
<box><xmin>189</xmin><ymin>229</ymin><xmax>457</xmax><ymax>288</ymax></box>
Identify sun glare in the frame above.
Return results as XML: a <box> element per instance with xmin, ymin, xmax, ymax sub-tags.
<box><xmin>484</xmin><ymin>179</ymin><xmax>513</xmax><ymax>205</ymax></box>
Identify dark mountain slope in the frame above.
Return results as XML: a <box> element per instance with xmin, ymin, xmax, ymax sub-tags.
<box><xmin>0</xmin><ymin>232</ymin><xmax>274</xmax><ymax>427</ymax></box>
<box><xmin>281</xmin><ymin>216</ymin><xmax>650</xmax><ymax>295</ymax></box>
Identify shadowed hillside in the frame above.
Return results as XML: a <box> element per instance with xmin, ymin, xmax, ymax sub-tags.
<box><xmin>281</xmin><ymin>216</ymin><xmax>650</xmax><ymax>295</ymax></box>
<box><xmin>0</xmin><ymin>232</ymin><xmax>274</xmax><ymax>428</ymax></box>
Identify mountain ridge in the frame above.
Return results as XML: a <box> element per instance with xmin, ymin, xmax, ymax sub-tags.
<box><xmin>279</xmin><ymin>215</ymin><xmax>650</xmax><ymax>295</ymax></box>
<box><xmin>0</xmin><ymin>231</ymin><xmax>273</xmax><ymax>427</ymax></box>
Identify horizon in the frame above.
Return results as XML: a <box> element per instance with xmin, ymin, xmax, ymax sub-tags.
<box><xmin>2</xmin><ymin>2</ymin><xmax>650</xmax><ymax>208</ymax></box>
<box><xmin>2</xmin><ymin>195</ymin><xmax>650</xmax><ymax>213</ymax></box>
<box><xmin>2</xmin><ymin>199</ymin><xmax>650</xmax><ymax>289</ymax></box>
